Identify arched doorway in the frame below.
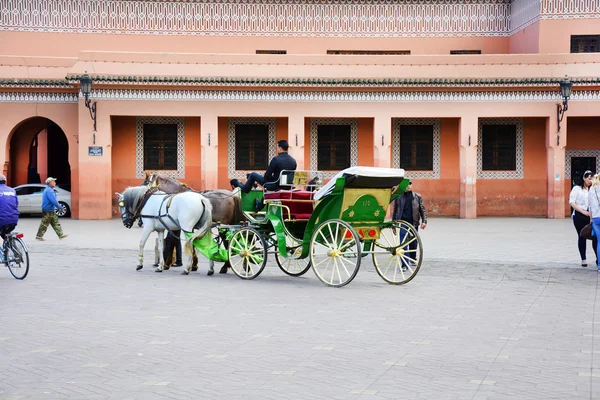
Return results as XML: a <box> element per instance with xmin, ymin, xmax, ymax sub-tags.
<box><xmin>9</xmin><ymin>117</ymin><xmax>71</xmax><ymax>189</ymax></box>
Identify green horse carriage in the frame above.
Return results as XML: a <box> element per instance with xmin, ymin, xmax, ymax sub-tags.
<box><xmin>206</xmin><ymin>166</ymin><xmax>423</xmax><ymax>287</ymax></box>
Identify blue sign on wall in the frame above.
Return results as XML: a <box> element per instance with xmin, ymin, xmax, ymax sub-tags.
<box><xmin>88</xmin><ymin>146</ymin><xmax>103</xmax><ymax>156</ymax></box>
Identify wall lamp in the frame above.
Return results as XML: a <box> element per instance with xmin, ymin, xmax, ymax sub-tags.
<box><xmin>80</xmin><ymin>74</ymin><xmax>97</xmax><ymax>135</ymax></box>
<box><xmin>557</xmin><ymin>77</ymin><xmax>573</xmax><ymax>135</ymax></box>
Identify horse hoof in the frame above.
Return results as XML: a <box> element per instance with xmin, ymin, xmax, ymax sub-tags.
<box><xmin>154</xmin><ymin>268</ymin><xmax>163</xmax><ymax>273</ymax></box>
<box><xmin>219</xmin><ymin>266</ymin><xmax>228</xmax><ymax>274</ymax></box>
<box><xmin>136</xmin><ymin>265</ymin><xmax>143</xmax><ymax>271</ymax></box>
<box><xmin>191</xmin><ymin>266</ymin><xmax>198</xmax><ymax>272</ymax></box>
<box><xmin>181</xmin><ymin>270</ymin><xmax>189</xmax><ymax>275</ymax></box>
<box><xmin>163</xmin><ymin>266</ymin><xmax>170</xmax><ymax>271</ymax></box>
<box><xmin>207</xmin><ymin>270</ymin><xmax>214</xmax><ymax>276</ymax></box>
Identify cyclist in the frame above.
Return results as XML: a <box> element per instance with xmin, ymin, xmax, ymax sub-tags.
<box><xmin>0</xmin><ymin>173</ymin><xmax>19</xmax><ymax>239</ymax></box>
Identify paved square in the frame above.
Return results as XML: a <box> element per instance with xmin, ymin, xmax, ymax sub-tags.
<box><xmin>1</xmin><ymin>217</ymin><xmax>598</xmax><ymax>399</ymax></box>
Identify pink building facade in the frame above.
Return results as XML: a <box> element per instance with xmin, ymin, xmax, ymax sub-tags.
<box><xmin>0</xmin><ymin>0</ymin><xmax>599</xmax><ymax>219</ymax></box>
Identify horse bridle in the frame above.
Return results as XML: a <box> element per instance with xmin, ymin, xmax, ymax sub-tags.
<box><xmin>120</xmin><ymin>187</ymin><xmax>159</xmax><ymax>229</ymax></box>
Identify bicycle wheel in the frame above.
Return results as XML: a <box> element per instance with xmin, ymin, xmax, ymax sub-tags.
<box><xmin>7</xmin><ymin>237</ymin><xmax>29</xmax><ymax>280</ymax></box>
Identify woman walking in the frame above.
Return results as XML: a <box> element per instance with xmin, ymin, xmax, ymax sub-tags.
<box><xmin>589</xmin><ymin>174</ymin><xmax>600</xmax><ymax>270</ymax></box>
<box><xmin>569</xmin><ymin>170</ymin><xmax>597</xmax><ymax>267</ymax></box>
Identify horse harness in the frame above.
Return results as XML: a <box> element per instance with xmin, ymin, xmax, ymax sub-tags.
<box><xmin>137</xmin><ymin>189</ymin><xmax>207</xmax><ymax>239</ymax></box>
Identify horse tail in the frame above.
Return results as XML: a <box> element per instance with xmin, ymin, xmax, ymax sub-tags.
<box><xmin>184</xmin><ymin>196</ymin><xmax>213</xmax><ymax>256</ymax></box>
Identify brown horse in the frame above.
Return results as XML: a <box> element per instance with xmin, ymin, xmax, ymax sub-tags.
<box><xmin>143</xmin><ymin>172</ymin><xmax>246</xmax><ymax>275</ymax></box>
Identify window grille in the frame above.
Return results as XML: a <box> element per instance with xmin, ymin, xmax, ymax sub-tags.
<box><xmin>256</xmin><ymin>50</ymin><xmax>287</xmax><ymax>54</ymax></box>
<box><xmin>327</xmin><ymin>50</ymin><xmax>410</xmax><ymax>55</ymax></box>
<box><xmin>571</xmin><ymin>35</ymin><xmax>600</xmax><ymax>53</ymax></box>
<box><xmin>317</xmin><ymin>125</ymin><xmax>351</xmax><ymax>170</ymax></box>
<box><xmin>235</xmin><ymin>124</ymin><xmax>269</xmax><ymax>170</ymax></box>
<box><xmin>450</xmin><ymin>50</ymin><xmax>482</xmax><ymax>55</ymax></box>
<box><xmin>143</xmin><ymin>124</ymin><xmax>178</xmax><ymax>170</ymax></box>
<box><xmin>481</xmin><ymin>124</ymin><xmax>517</xmax><ymax>171</ymax></box>
<box><xmin>399</xmin><ymin>125</ymin><xmax>434</xmax><ymax>171</ymax></box>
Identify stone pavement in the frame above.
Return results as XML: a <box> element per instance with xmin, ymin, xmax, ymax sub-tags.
<box><xmin>0</xmin><ymin>216</ymin><xmax>599</xmax><ymax>400</ymax></box>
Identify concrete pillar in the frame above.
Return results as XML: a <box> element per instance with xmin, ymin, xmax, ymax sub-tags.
<box><xmin>288</xmin><ymin>115</ymin><xmax>305</xmax><ymax>169</ymax></box>
<box><xmin>546</xmin><ymin>113</ymin><xmax>566</xmax><ymax>219</ymax></box>
<box><xmin>77</xmin><ymin>99</ymin><xmax>112</xmax><ymax>219</ymax></box>
<box><xmin>200</xmin><ymin>113</ymin><xmax>219</xmax><ymax>190</ymax></box>
<box><xmin>459</xmin><ymin>116</ymin><xmax>478</xmax><ymax>219</ymax></box>
<box><xmin>374</xmin><ymin>115</ymin><xmax>392</xmax><ymax>168</ymax></box>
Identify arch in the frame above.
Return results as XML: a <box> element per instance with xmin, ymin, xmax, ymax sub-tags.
<box><xmin>7</xmin><ymin>117</ymin><xmax>71</xmax><ymax>189</ymax></box>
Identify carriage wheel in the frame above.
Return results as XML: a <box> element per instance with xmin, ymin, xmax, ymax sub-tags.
<box><xmin>275</xmin><ymin>235</ymin><xmax>311</xmax><ymax>277</ymax></box>
<box><xmin>310</xmin><ymin>219</ymin><xmax>361</xmax><ymax>287</ymax></box>
<box><xmin>228</xmin><ymin>227</ymin><xmax>267</xmax><ymax>280</ymax></box>
<box><xmin>372</xmin><ymin>221</ymin><xmax>423</xmax><ymax>285</ymax></box>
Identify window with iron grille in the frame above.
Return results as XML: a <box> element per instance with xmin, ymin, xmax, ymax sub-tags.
<box><xmin>327</xmin><ymin>50</ymin><xmax>410</xmax><ymax>55</ymax></box>
<box><xmin>317</xmin><ymin>125</ymin><xmax>351</xmax><ymax>170</ymax></box>
<box><xmin>571</xmin><ymin>35</ymin><xmax>600</xmax><ymax>53</ymax></box>
<box><xmin>143</xmin><ymin>124</ymin><xmax>178</xmax><ymax>170</ymax></box>
<box><xmin>481</xmin><ymin>124</ymin><xmax>517</xmax><ymax>171</ymax></box>
<box><xmin>256</xmin><ymin>50</ymin><xmax>287</xmax><ymax>54</ymax></box>
<box><xmin>399</xmin><ymin>125</ymin><xmax>434</xmax><ymax>171</ymax></box>
<box><xmin>450</xmin><ymin>50</ymin><xmax>482</xmax><ymax>55</ymax></box>
<box><xmin>235</xmin><ymin>124</ymin><xmax>269</xmax><ymax>170</ymax></box>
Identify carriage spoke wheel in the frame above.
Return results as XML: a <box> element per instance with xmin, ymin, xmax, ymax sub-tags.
<box><xmin>275</xmin><ymin>235</ymin><xmax>311</xmax><ymax>277</ymax></box>
<box><xmin>310</xmin><ymin>219</ymin><xmax>361</xmax><ymax>287</ymax></box>
<box><xmin>228</xmin><ymin>227</ymin><xmax>267</xmax><ymax>280</ymax></box>
<box><xmin>372</xmin><ymin>221</ymin><xmax>423</xmax><ymax>285</ymax></box>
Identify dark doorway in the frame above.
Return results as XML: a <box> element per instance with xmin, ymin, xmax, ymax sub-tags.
<box><xmin>47</xmin><ymin>121</ymin><xmax>71</xmax><ymax>188</ymax></box>
<box><xmin>571</xmin><ymin>157</ymin><xmax>596</xmax><ymax>187</ymax></box>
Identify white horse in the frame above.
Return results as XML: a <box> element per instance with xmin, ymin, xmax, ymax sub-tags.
<box><xmin>116</xmin><ymin>186</ymin><xmax>213</xmax><ymax>275</ymax></box>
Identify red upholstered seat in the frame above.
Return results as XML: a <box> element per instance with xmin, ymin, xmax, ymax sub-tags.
<box><xmin>264</xmin><ymin>190</ymin><xmax>314</xmax><ymax>219</ymax></box>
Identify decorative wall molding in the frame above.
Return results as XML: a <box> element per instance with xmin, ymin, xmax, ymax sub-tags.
<box><xmin>565</xmin><ymin>149</ymin><xmax>600</xmax><ymax>179</ymax></box>
<box><xmin>0</xmin><ymin>0</ymin><xmax>514</xmax><ymax>37</ymax></box>
<box><xmin>135</xmin><ymin>117</ymin><xmax>185</xmax><ymax>179</ymax></box>
<box><xmin>391</xmin><ymin>118</ymin><xmax>441</xmax><ymax>180</ymax></box>
<box><xmin>0</xmin><ymin>92</ymin><xmax>77</xmax><ymax>103</ymax></box>
<box><xmin>227</xmin><ymin>117</ymin><xmax>277</xmax><ymax>179</ymax></box>
<box><xmin>309</xmin><ymin>118</ymin><xmax>358</xmax><ymax>178</ymax></box>
<box><xmin>509</xmin><ymin>0</ymin><xmax>541</xmax><ymax>33</ymax></box>
<box><xmin>88</xmin><ymin>89</ymin><xmax>600</xmax><ymax>102</ymax></box>
<box><xmin>477</xmin><ymin>117</ymin><xmax>524</xmax><ymax>179</ymax></box>
<box><xmin>541</xmin><ymin>0</ymin><xmax>600</xmax><ymax>20</ymax></box>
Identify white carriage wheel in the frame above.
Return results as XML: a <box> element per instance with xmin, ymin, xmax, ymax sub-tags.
<box><xmin>309</xmin><ymin>219</ymin><xmax>361</xmax><ymax>288</ymax></box>
<box><xmin>372</xmin><ymin>221</ymin><xmax>423</xmax><ymax>285</ymax></box>
<box><xmin>228</xmin><ymin>227</ymin><xmax>268</xmax><ymax>280</ymax></box>
<box><xmin>274</xmin><ymin>235</ymin><xmax>311</xmax><ymax>277</ymax></box>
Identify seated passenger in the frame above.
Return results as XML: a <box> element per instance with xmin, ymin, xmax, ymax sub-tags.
<box><xmin>230</xmin><ymin>139</ymin><xmax>297</xmax><ymax>193</ymax></box>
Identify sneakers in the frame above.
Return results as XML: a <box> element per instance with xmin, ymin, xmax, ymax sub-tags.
<box><xmin>35</xmin><ymin>237</ymin><xmax>45</xmax><ymax>241</ymax></box>
<box><xmin>59</xmin><ymin>234</ymin><xmax>68</xmax><ymax>240</ymax></box>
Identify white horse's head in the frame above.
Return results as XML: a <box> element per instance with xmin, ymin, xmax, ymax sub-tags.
<box><xmin>117</xmin><ymin>187</ymin><xmax>147</xmax><ymax>229</ymax></box>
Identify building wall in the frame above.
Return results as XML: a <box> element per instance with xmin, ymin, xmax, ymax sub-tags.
<box><xmin>539</xmin><ymin>19</ymin><xmax>600</xmax><ymax>54</ymax></box>
<box><xmin>477</xmin><ymin>118</ymin><xmax>547</xmax><ymax>216</ymax></box>
<box><xmin>509</xmin><ymin>21</ymin><xmax>540</xmax><ymax>54</ymax></box>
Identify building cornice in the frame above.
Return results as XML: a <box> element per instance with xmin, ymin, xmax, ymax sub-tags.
<box><xmin>62</xmin><ymin>75</ymin><xmax>600</xmax><ymax>89</ymax></box>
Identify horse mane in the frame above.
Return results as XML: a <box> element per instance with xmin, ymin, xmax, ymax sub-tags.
<box><xmin>122</xmin><ymin>186</ymin><xmax>151</xmax><ymax>212</ymax></box>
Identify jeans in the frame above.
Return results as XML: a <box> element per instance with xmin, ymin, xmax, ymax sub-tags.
<box><xmin>573</xmin><ymin>211</ymin><xmax>598</xmax><ymax>262</ymax></box>
<box><xmin>399</xmin><ymin>223</ymin><xmax>418</xmax><ymax>268</ymax></box>
<box><xmin>241</xmin><ymin>172</ymin><xmax>278</xmax><ymax>193</ymax></box>
<box><xmin>593</xmin><ymin>218</ymin><xmax>600</xmax><ymax>267</ymax></box>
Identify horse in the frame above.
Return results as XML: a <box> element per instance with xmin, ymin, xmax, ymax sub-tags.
<box><xmin>116</xmin><ymin>186</ymin><xmax>213</xmax><ymax>275</ymax></box>
<box><xmin>142</xmin><ymin>172</ymin><xmax>246</xmax><ymax>275</ymax></box>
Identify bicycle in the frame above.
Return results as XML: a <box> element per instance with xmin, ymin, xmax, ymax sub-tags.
<box><xmin>1</xmin><ymin>231</ymin><xmax>29</xmax><ymax>280</ymax></box>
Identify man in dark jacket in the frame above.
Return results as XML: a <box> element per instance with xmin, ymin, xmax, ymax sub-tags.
<box><xmin>392</xmin><ymin>180</ymin><xmax>427</xmax><ymax>269</ymax></box>
<box><xmin>230</xmin><ymin>139</ymin><xmax>297</xmax><ymax>193</ymax></box>
<box><xmin>0</xmin><ymin>174</ymin><xmax>19</xmax><ymax>237</ymax></box>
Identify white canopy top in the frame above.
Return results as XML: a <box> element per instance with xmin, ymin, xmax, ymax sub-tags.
<box><xmin>313</xmin><ymin>166</ymin><xmax>406</xmax><ymax>200</ymax></box>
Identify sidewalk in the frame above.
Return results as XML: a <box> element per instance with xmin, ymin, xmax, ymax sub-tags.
<box><xmin>18</xmin><ymin>215</ymin><xmax>594</xmax><ymax>268</ymax></box>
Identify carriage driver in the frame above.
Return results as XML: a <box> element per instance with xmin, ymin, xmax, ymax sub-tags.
<box><xmin>0</xmin><ymin>174</ymin><xmax>19</xmax><ymax>239</ymax></box>
<box><xmin>230</xmin><ymin>139</ymin><xmax>297</xmax><ymax>193</ymax></box>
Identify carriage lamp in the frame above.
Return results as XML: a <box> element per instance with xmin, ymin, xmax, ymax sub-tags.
<box><xmin>80</xmin><ymin>74</ymin><xmax>97</xmax><ymax>135</ymax></box>
<box><xmin>557</xmin><ymin>77</ymin><xmax>573</xmax><ymax>137</ymax></box>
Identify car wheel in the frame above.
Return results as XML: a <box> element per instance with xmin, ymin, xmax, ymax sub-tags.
<box><xmin>56</xmin><ymin>202</ymin><xmax>70</xmax><ymax>218</ymax></box>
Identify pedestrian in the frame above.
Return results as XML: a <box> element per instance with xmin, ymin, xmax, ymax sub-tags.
<box><xmin>0</xmin><ymin>173</ymin><xmax>20</xmax><ymax>239</ymax></box>
<box><xmin>391</xmin><ymin>180</ymin><xmax>427</xmax><ymax>269</ymax></box>
<box><xmin>569</xmin><ymin>170</ymin><xmax>597</xmax><ymax>267</ymax></box>
<box><xmin>35</xmin><ymin>177</ymin><xmax>68</xmax><ymax>241</ymax></box>
<box><xmin>589</xmin><ymin>174</ymin><xmax>600</xmax><ymax>270</ymax></box>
